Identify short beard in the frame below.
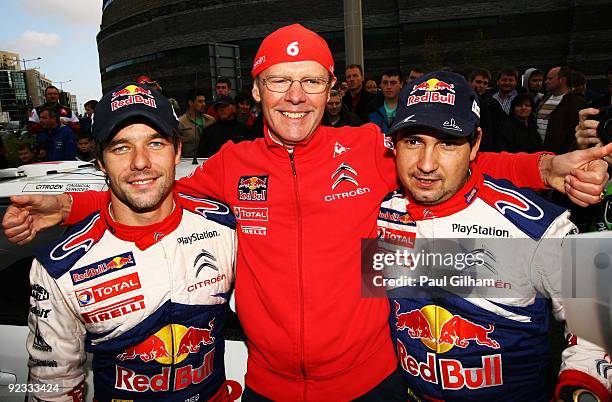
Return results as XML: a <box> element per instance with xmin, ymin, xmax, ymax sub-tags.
<box><xmin>108</xmin><ymin>175</ymin><xmax>172</xmax><ymax>212</ymax></box>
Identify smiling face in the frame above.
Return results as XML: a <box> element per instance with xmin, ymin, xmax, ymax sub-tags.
<box><xmin>497</xmin><ymin>74</ymin><xmax>517</xmax><ymax>93</ymax></box>
<box><xmin>512</xmin><ymin>99</ymin><xmax>532</xmax><ymax>121</ymax></box>
<box><xmin>252</xmin><ymin>60</ymin><xmax>335</xmax><ymax>148</ymax></box>
<box><xmin>99</xmin><ymin>123</ymin><xmax>180</xmax><ymax>219</ymax></box>
<box><xmin>394</xmin><ymin>129</ymin><xmax>480</xmax><ymax>205</ymax></box>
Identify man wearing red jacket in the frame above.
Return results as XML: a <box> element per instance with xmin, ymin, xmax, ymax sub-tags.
<box><xmin>4</xmin><ymin>25</ymin><xmax>612</xmax><ymax>401</ymax></box>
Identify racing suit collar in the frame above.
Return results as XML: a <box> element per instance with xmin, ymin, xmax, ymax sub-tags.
<box><xmin>263</xmin><ymin>121</ymin><xmax>327</xmax><ymax>158</ymax></box>
<box><xmin>101</xmin><ymin>189</ymin><xmax>183</xmax><ymax>250</ymax></box>
<box><xmin>404</xmin><ymin>162</ymin><xmax>483</xmax><ymax>221</ymax></box>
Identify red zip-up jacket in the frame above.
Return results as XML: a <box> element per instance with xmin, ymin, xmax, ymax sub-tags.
<box><xmin>65</xmin><ymin>123</ymin><xmax>547</xmax><ymax>400</ymax></box>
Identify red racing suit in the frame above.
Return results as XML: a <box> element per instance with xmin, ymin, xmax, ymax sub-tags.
<box><xmin>28</xmin><ymin>191</ymin><xmax>236</xmax><ymax>401</ymax></box>
<box><xmin>64</xmin><ymin>123</ymin><xmax>549</xmax><ymax>400</ymax></box>
<box><xmin>377</xmin><ymin>163</ymin><xmax>611</xmax><ymax>401</ymax></box>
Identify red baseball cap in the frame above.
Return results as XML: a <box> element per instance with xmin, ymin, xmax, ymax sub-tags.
<box><xmin>251</xmin><ymin>24</ymin><xmax>335</xmax><ymax>78</ymax></box>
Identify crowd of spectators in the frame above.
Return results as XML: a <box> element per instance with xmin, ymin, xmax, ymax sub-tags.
<box><xmin>7</xmin><ymin>65</ymin><xmax>611</xmax><ymax>229</ymax></box>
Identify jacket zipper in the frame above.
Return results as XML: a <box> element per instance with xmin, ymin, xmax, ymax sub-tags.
<box><xmin>289</xmin><ymin>151</ymin><xmax>307</xmax><ymax>400</ymax></box>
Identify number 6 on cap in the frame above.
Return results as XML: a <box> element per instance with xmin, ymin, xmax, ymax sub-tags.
<box><xmin>286</xmin><ymin>41</ymin><xmax>299</xmax><ymax>56</ymax></box>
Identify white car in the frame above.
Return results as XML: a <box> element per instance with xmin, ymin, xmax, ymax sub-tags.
<box><xmin>0</xmin><ymin>160</ymin><xmax>247</xmax><ymax>401</ymax></box>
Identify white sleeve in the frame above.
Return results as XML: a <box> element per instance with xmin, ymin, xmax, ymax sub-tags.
<box><xmin>532</xmin><ymin>214</ymin><xmax>611</xmax><ymax>399</ymax></box>
<box><xmin>27</xmin><ymin>259</ymin><xmax>87</xmax><ymax>402</ymax></box>
<box><xmin>69</xmin><ymin>111</ymin><xmax>79</xmax><ymax>124</ymax></box>
<box><xmin>29</xmin><ymin>108</ymin><xmax>39</xmax><ymax>123</ymax></box>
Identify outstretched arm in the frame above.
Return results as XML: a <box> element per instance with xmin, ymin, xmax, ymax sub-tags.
<box><xmin>3</xmin><ymin>194</ymin><xmax>73</xmax><ymax>244</ymax></box>
<box><xmin>477</xmin><ymin>144</ymin><xmax>612</xmax><ymax>207</ymax></box>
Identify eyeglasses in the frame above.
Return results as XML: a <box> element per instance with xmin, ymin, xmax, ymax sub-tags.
<box><xmin>260</xmin><ymin>76</ymin><xmax>330</xmax><ymax>94</ymax></box>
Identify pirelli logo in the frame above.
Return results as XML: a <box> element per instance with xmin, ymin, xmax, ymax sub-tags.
<box><xmin>80</xmin><ymin>295</ymin><xmax>145</xmax><ymax>324</ymax></box>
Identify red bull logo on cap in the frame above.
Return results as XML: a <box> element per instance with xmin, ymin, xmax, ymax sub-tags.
<box><xmin>237</xmin><ymin>175</ymin><xmax>269</xmax><ymax>201</ymax></box>
<box><xmin>407</xmin><ymin>78</ymin><xmax>456</xmax><ymax>107</ymax></box>
<box><xmin>110</xmin><ymin>84</ymin><xmax>157</xmax><ymax>111</ymax></box>
<box><xmin>115</xmin><ymin>320</ymin><xmax>216</xmax><ymax>392</ymax></box>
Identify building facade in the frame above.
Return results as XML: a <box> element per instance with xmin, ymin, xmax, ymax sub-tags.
<box><xmin>25</xmin><ymin>69</ymin><xmax>53</xmax><ymax>107</ymax></box>
<box><xmin>0</xmin><ymin>70</ymin><xmax>29</xmax><ymax>124</ymax></box>
<box><xmin>97</xmin><ymin>0</ymin><xmax>612</xmax><ymax>102</ymax></box>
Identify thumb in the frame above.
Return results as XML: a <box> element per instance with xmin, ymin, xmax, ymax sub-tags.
<box><xmin>9</xmin><ymin>194</ymin><xmax>37</xmax><ymax>206</ymax></box>
<box><xmin>583</xmin><ymin>142</ymin><xmax>612</xmax><ymax>161</ymax></box>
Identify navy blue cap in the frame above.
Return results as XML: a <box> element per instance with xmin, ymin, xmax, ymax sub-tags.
<box><xmin>214</xmin><ymin>95</ymin><xmax>235</xmax><ymax>107</ymax></box>
<box><xmin>387</xmin><ymin>71</ymin><xmax>480</xmax><ymax>138</ymax></box>
<box><xmin>92</xmin><ymin>82</ymin><xmax>179</xmax><ymax>142</ymax></box>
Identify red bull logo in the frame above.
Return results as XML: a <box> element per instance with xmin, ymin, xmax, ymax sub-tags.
<box><xmin>394</xmin><ymin>303</ymin><xmax>503</xmax><ymax>390</ymax></box>
<box><xmin>110</xmin><ymin>85</ymin><xmax>157</xmax><ymax>111</ymax></box>
<box><xmin>396</xmin><ymin>340</ymin><xmax>502</xmax><ymax>390</ymax></box>
<box><xmin>117</xmin><ymin>319</ymin><xmax>215</xmax><ymax>364</ymax></box>
<box><xmin>111</xmin><ymin>85</ymin><xmax>152</xmax><ymax>101</ymax></box>
<box><xmin>237</xmin><ymin>175</ymin><xmax>268</xmax><ymax>201</ymax></box>
<box><xmin>115</xmin><ymin>320</ymin><xmax>216</xmax><ymax>392</ymax></box>
<box><xmin>394</xmin><ymin>301</ymin><xmax>434</xmax><ymax>341</ymax></box>
<box><xmin>407</xmin><ymin>78</ymin><xmax>456</xmax><ymax>106</ymax></box>
<box><xmin>71</xmin><ymin>252</ymin><xmax>136</xmax><ymax>285</ymax></box>
<box><xmin>394</xmin><ymin>303</ymin><xmax>499</xmax><ymax>352</ymax></box>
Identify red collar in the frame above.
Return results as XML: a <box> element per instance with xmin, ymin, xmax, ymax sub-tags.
<box><xmin>263</xmin><ymin>121</ymin><xmax>329</xmax><ymax>161</ymax></box>
<box><xmin>101</xmin><ymin>190</ymin><xmax>182</xmax><ymax>250</ymax></box>
<box><xmin>404</xmin><ymin>162</ymin><xmax>483</xmax><ymax>221</ymax></box>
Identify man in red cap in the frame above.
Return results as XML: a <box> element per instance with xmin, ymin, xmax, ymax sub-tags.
<box><xmin>4</xmin><ymin>24</ymin><xmax>612</xmax><ymax>401</ymax></box>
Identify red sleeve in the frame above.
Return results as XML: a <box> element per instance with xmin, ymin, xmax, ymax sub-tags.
<box><xmin>555</xmin><ymin>370</ymin><xmax>611</xmax><ymax>402</ymax></box>
<box><xmin>27</xmin><ymin>122</ymin><xmax>43</xmax><ymax>135</ymax></box>
<box><xmin>475</xmin><ymin>151</ymin><xmax>552</xmax><ymax>190</ymax></box>
<box><xmin>64</xmin><ymin>191</ymin><xmax>110</xmax><ymax>225</ymax></box>
<box><xmin>371</xmin><ymin>125</ymin><xmax>398</xmax><ymax>192</ymax></box>
<box><xmin>175</xmin><ymin>144</ymin><xmax>227</xmax><ymax>201</ymax></box>
<box><xmin>68</xmin><ymin>121</ymin><xmax>81</xmax><ymax>134</ymax></box>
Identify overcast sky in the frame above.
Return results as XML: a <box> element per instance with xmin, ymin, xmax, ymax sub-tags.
<box><xmin>0</xmin><ymin>0</ymin><xmax>103</xmax><ymax>113</ymax></box>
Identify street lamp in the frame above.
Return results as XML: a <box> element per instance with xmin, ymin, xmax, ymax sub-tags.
<box><xmin>55</xmin><ymin>80</ymin><xmax>72</xmax><ymax>91</ymax></box>
<box><xmin>21</xmin><ymin>57</ymin><xmax>42</xmax><ymax>71</ymax></box>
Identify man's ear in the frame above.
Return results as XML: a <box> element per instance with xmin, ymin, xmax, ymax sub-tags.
<box><xmin>175</xmin><ymin>142</ymin><xmax>182</xmax><ymax>166</ymax></box>
<box><xmin>97</xmin><ymin>158</ymin><xmax>106</xmax><ymax>175</ymax></box>
<box><xmin>469</xmin><ymin>128</ymin><xmax>483</xmax><ymax>162</ymax></box>
<box><xmin>252</xmin><ymin>83</ymin><xmax>261</xmax><ymax>103</ymax></box>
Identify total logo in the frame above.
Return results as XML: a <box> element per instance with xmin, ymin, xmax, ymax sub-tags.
<box><xmin>75</xmin><ymin>272</ymin><xmax>141</xmax><ymax>307</ymax></box>
<box><xmin>377</xmin><ymin>226</ymin><xmax>416</xmax><ymax>248</ymax></box>
<box><xmin>394</xmin><ymin>302</ymin><xmax>502</xmax><ymax>390</ymax></box>
<box><xmin>110</xmin><ymin>84</ymin><xmax>156</xmax><ymax>111</ymax></box>
<box><xmin>115</xmin><ymin>320</ymin><xmax>216</xmax><ymax>392</ymax></box>
<box><xmin>407</xmin><ymin>78</ymin><xmax>456</xmax><ymax>107</ymax></box>
<box><xmin>234</xmin><ymin>207</ymin><xmax>268</xmax><ymax>222</ymax></box>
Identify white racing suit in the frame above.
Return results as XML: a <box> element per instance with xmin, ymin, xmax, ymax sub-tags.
<box><xmin>27</xmin><ymin>192</ymin><xmax>236</xmax><ymax>402</ymax></box>
<box><xmin>375</xmin><ymin>164</ymin><xmax>611</xmax><ymax>401</ymax></box>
